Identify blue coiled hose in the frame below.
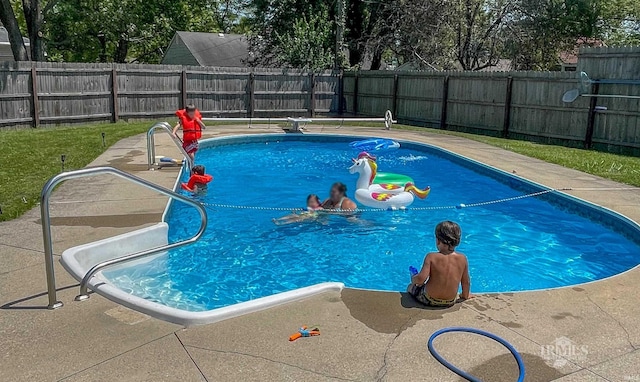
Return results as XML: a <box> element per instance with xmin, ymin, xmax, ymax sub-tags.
<box><xmin>427</xmin><ymin>327</ymin><xmax>526</xmax><ymax>382</ymax></box>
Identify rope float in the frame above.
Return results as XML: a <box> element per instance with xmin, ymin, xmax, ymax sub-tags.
<box><xmin>198</xmin><ymin>188</ymin><xmax>570</xmax><ymax>213</ymax></box>
<box><xmin>428</xmin><ymin>327</ymin><xmax>526</xmax><ymax>382</ymax></box>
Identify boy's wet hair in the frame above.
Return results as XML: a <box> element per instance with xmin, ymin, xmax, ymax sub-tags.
<box><xmin>186</xmin><ymin>104</ymin><xmax>196</xmax><ymax>112</ymax></box>
<box><xmin>307</xmin><ymin>194</ymin><xmax>321</xmax><ymax>204</ymax></box>
<box><xmin>192</xmin><ymin>165</ymin><xmax>205</xmax><ymax>175</ymax></box>
<box><xmin>435</xmin><ymin>221</ymin><xmax>461</xmax><ymax>248</ymax></box>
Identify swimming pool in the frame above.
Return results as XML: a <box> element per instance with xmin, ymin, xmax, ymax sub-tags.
<box><xmin>99</xmin><ymin>134</ymin><xmax>640</xmax><ymax>313</ymax></box>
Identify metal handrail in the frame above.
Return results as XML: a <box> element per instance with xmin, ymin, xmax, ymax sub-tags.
<box><xmin>146</xmin><ymin>121</ymin><xmax>194</xmax><ymax>171</ymax></box>
<box><xmin>40</xmin><ymin>166</ymin><xmax>207</xmax><ymax>309</ymax></box>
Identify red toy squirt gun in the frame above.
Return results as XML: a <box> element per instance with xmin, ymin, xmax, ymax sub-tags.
<box><xmin>289</xmin><ymin>326</ymin><xmax>320</xmax><ymax>341</ymax></box>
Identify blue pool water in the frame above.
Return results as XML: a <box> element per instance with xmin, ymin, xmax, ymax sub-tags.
<box><xmin>104</xmin><ymin>135</ymin><xmax>640</xmax><ymax>312</ymax></box>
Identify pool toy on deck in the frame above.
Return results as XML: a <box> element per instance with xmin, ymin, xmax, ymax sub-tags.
<box><xmin>181</xmin><ymin>173</ymin><xmax>213</xmax><ymax>192</ymax></box>
<box><xmin>350</xmin><ymin>138</ymin><xmax>400</xmax><ymax>152</ymax></box>
<box><xmin>357</xmin><ymin>152</ymin><xmax>414</xmax><ymax>187</ymax></box>
<box><xmin>349</xmin><ymin>153</ymin><xmax>430</xmax><ymax>209</ymax></box>
<box><xmin>156</xmin><ymin>156</ymin><xmax>183</xmax><ymax>166</ymax></box>
<box><xmin>289</xmin><ymin>326</ymin><xmax>320</xmax><ymax>341</ymax></box>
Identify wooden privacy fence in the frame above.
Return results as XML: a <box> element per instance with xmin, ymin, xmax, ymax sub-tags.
<box><xmin>0</xmin><ymin>62</ymin><xmax>340</xmax><ymax>128</ymax></box>
<box><xmin>343</xmin><ymin>70</ymin><xmax>640</xmax><ymax>154</ymax></box>
<box><xmin>1</xmin><ymin>56</ymin><xmax>639</xmax><ymax>155</ymax></box>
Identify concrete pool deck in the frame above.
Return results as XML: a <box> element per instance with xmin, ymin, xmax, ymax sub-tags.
<box><xmin>1</xmin><ymin>124</ymin><xmax>639</xmax><ymax>381</ymax></box>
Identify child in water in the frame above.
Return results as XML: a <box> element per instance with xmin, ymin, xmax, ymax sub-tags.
<box><xmin>181</xmin><ymin>165</ymin><xmax>213</xmax><ymax>194</ymax></box>
<box><xmin>407</xmin><ymin>221</ymin><xmax>471</xmax><ymax>307</ymax></box>
<box><xmin>272</xmin><ymin>194</ymin><xmax>324</xmax><ymax>225</ymax></box>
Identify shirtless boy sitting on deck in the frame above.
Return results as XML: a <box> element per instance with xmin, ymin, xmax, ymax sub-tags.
<box><xmin>407</xmin><ymin>221</ymin><xmax>471</xmax><ymax>307</ymax></box>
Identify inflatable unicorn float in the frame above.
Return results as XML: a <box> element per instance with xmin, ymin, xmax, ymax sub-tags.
<box><xmin>349</xmin><ymin>152</ymin><xmax>430</xmax><ymax>209</ymax></box>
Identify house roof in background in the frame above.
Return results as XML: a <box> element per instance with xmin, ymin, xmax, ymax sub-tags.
<box><xmin>176</xmin><ymin>32</ymin><xmax>248</xmax><ymax>67</ymax></box>
<box><xmin>0</xmin><ymin>27</ymin><xmax>30</xmax><ymax>45</ymax></box>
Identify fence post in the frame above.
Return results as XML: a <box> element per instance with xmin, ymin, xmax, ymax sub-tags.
<box><xmin>440</xmin><ymin>75</ymin><xmax>449</xmax><ymax>129</ymax></box>
<box><xmin>391</xmin><ymin>74</ymin><xmax>399</xmax><ymax>120</ymax></box>
<box><xmin>248</xmin><ymin>72</ymin><xmax>255</xmax><ymax>118</ymax></box>
<box><xmin>180</xmin><ymin>70</ymin><xmax>187</xmax><ymax>109</ymax></box>
<box><xmin>30</xmin><ymin>66</ymin><xmax>40</xmax><ymax>128</ymax></box>
<box><xmin>352</xmin><ymin>71</ymin><xmax>359</xmax><ymax>115</ymax></box>
<box><xmin>337</xmin><ymin>70</ymin><xmax>344</xmax><ymax>114</ymax></box>
<box><xmin>585</xmin><ymin>82</ymin><xmax>600</xmax><ymax>149</ymax></box>
<box><xmin>502</xmin><ymin>76</ymin><xmax>513</xmax><ymax>138</ymax></box>
<box><xmin>309</xmin><ymin>72</ymin><xmax>316</xmax><ymax>117</ymax></box>
<box><xmin>111</xmin><ymin>68</ymin><xmax>119</xmax><ymax>122</ymax></box>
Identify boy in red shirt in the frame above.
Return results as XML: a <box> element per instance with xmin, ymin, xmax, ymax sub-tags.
<box><xmin>172</xmin><ymin>104</ymin><xmax>206</xmax><ymax>161</ymax></box>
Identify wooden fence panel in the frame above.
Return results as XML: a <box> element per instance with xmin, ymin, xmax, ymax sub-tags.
<box><xmin>253</xmin><ymin>72</ymin><xmax>311</xmax><ymax>116</ymax></box>
<box><xmin>186</xmin><ymin>71</ymin><xmax>248</xmax><ymax>115</ymax></box>
<box><xmin>314</xmin><ymin>73</ymin><xmax>339</xmax><ymax>114</ymax></box>
<box><xmin>592</xmin><ymin>82</ymin><xmax>640</xmax><ymax>152</ymax></box>
<box><xmin>509</xmin><ymin>72</ymin><xmax>588</xmax><ymax>143</ymax></box>
<box><xmin>356</xmin><ymin>72</ymin><xmax>394</xmax><ymax>117</ymax></box>
<box><xmin>446</xmin><ymin>74</ymin><xmax>506</xmax><ymax>133</ymax></box>
<box><xmin>396</xmin><ymin>74</ymin><xmax>443</xmax><ymax>126</ymax></box>
<box><xmin>342</xmin><ymin>73</ymin><xmax>356</xmax><ymax>114</ymax></box>
<box><xmin>117</xmin><ymin>70</ymin><xmax>181</xmax><ymax>118</ymax></box>
<box><xmin>0</xmin><ymin>67</ymin><xmax>31</xmax><ymax>127</ymax></box>
<box><xmin>36</xmin><ymin>68</ymin><xmax>112</xmax><ymax>123</ymax></box>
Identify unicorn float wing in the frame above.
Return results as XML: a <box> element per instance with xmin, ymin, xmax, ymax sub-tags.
<box><xmin>349</xmin><ymin>153</ymin><xmax>430</xmax><ymax>209</ymax></box>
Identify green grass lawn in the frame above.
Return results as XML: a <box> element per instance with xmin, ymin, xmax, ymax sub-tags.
<box><xmin>0</xmin><ymin>122</ymin><xmax>152</xmax><ymax>222</ymax></box>
<box><xmin>394</xmin><ymin>125</ymin><xmax>640</xmax><ymax>187</ymax></box>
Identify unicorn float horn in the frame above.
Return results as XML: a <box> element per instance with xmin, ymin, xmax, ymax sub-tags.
<box><xmin>404</xmin><ymin>183</ymin><xmax>431</xmax><ymax>199</ymax></box>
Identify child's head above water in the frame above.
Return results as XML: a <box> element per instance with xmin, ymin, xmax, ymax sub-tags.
<box><xmin>435</xmin><ymin>221</ymin><xmax>461</xmax><ymax>252</ymax></box>
<box><xmin>306</xmin><ymin>194</ymin><xmax>321</xmax><ymax>209</ymax></box>
<box><xmin>192</xmin><ymin>164</ymin><xmax>205</xmax><ymax>175</ymax></box>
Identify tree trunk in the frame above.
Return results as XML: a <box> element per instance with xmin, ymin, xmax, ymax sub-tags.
<box><xmin>0</xmin><ymin>0</ymin><xmax>29</xmax><ymax>60</ymax></box>
<box><xmin>22</xmin><ymin>0</ymin><xmax>45</xmax><ymax>61</ymax></box>
<box><xmin>113</xmin><ymin>37</ymin><xmax>129</xmax><ymax>63</ymax></box>
<box><xmin>369</xmin><ymin>50</ymin><xmax>383</xmax><ymax>70</ymax></box>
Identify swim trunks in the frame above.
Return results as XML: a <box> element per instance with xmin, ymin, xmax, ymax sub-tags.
<box><xmin>406</xmin><ymin>284</ymin><xmax>456</xmax><ymax>307</ymax></box>
<box><xmin>183</xmin><ymin>140</ymin><xmax>199</xmax><ymax>155</ymax></box>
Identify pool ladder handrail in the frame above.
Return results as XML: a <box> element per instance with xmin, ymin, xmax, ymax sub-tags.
<box><xmin>40</xmin><ymin>166</ymin><xmax>207</xmax><ymax>309</ymax></box>
<box><xmin>146</xmin><ymin>121</ymin><xmax>193</xmax><ymax>172</ymax></box>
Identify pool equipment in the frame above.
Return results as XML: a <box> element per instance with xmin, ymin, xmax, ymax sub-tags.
<box><xmin>350</xmin><ymin>138</ymin><xmax>400</xmax><ymax>152</ymax></box>
<box><xmin>358</xmin><ymin>152</ymin><xmax>415</xmax><ymax>187</ymax></box>
<box><xmin>562</xmin><ymin>71</ymin><xmax>640</xmax><ymax>103</ymax></box>
<box><xmin>349</xmin><ymin>152</ymin><xmax>430</xmax><ymax>209</ymax></box>
<box><xmin>428</xmin><ymin>327</ymin><xmax>525</xmax><ymax>382</ymax></box>
<box><xmin>156</xmin><ymin>156</ymin><xmax>183</xmax><ymax>166</ymax></box>
<box><xmin>202</xmin><ymin>110</ymin><xmax>397</xmax><ymax>131</ymax></box>
<box><xmin>289</xmin><ymin>326</ymin><xmax>320</xmax><ymax>341</ymax></box>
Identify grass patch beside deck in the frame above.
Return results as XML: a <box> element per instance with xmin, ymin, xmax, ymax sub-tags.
<box><xmin>0</xmin><ymin>122</ymin><xmax>151</xmax><ymax>222</ymax></box>
<box><xmin>394</xmin><ymin>125</ymin><xmax>640</xmax><ymax>187</ymax></box>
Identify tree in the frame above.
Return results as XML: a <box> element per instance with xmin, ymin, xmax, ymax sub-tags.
<box><xmin>22</xmin><ymin>0</ymin><xmax>46</xmax><ymax>60</ymax></box>
<box><xmin>0</xmin><ymin>0</ymin><xmax>29</xmax><ymax>60</ymax></box>
<box><xmin>454</xmin><ymin>0</ymin><xmax>514</xmax><ymax>70</ymax></box>
<box><xmin>273</xmin><ymin>10</ymin><xmax>335</xmax><ymax>69</ymax></box>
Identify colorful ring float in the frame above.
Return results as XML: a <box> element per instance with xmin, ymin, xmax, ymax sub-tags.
<box><xmin>349</xmin><ymin>152</ymin><xmax>430</xmax><ymax>209</ymax></box>
<box><xmin>350</xmin><ymin>138</ymin><xmax>400</xmax><ymax>152</ymax></box>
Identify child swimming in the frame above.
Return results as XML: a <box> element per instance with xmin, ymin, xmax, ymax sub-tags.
<box><xmin>272</xmin><ymin>194</ymin><xmax>324</xmax><ymax>225</ymax></box>
<box><xmin>181</xmin><ymin>165</ymin><xmax>213</xmax><ymax>194</ymax></box>
<box><xmin>407</xmin><ymin>221</ymin><xmax>471</xmax><ymax>307</ymax></box>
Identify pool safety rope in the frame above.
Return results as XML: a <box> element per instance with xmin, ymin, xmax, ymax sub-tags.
<box><xmin>428</xmin><ymin>327</ymin><xmax>526</xmax><ymax>382</ymax></box>
<box><xmin>199</xmin><ymin>188</ymin><xmax>571</xmax><ymax>213</ymax></box>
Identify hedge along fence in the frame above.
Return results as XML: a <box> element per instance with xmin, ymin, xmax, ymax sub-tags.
<box><xmin>0</xmin><ymin>62</ymin><xmax>341</xmax><ymax>129</ymax></box>
<box><xmin>343</xmin><ymin>69</ymin><xmax>640</xmax><ymax>155</ymax></box>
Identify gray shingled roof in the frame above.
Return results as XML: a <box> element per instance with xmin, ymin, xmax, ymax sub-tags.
<box><xmin>177</xmin><ymin>32</ymin><xmax>248</xmax><ymax>67</ymax></box>
<box><xmin>0</xmin><ymin>27</ymin><xmax>30</xmax><ymax>44</ymax></box>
